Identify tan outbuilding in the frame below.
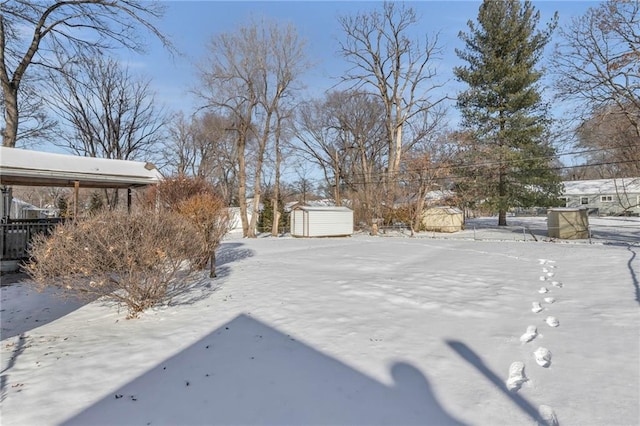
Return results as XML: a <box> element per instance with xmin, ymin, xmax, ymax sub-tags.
<box><xmin>547</xmin><ymin>208</ymin><xmax>590</xmax><ymax>239</ymax></box>
<box><xmin>421</xmin><ymin>206</ymin><xmax>464</xmax><ymax>233</ymax></box>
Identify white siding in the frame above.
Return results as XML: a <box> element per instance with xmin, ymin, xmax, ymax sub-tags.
<box><xmin>562</xmin><ymin>178</ymin><xmax>640</xmax><ymax>215</ymax></box>
<box><xmin>290</xmin><ymin>206</ymin><xmax>353</xmax><ymax>237</ymax></box>
<box><xmin>291</xmin><ymin>210</ymin><xmax>304</xmax><ymax>236</ymax></box>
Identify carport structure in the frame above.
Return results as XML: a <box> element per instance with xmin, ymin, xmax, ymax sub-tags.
<box><xmin>0</xmin><ymin>147</ymin><xmax>162</xmax><ymax>267</ymax></box>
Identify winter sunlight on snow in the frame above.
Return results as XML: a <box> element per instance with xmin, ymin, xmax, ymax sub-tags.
<box><xmin>1</xmin><ymin>230</ymin><xmax>639</xmax><ymax>425</ymax></box>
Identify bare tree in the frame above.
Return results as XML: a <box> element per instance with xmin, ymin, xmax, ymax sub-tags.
<box><xmin>399</xmin><ymin>135</ymin><xmax>454</xmax><ymax>233</ymax></box>
<box><xmin>294</xmin><ymin>96</ymin><xmax>346</xmax><ymax>204</ymax></box>
<box><xmin>196</xmin><ymin>18</ymin><xmax>308</xmax><ymax>237</ymax></box>
<box><xmin>291</xmin><ymin>161</ymin><xmax>316</xmax><ymax>204</ymax></box>
<box><xmin>161</xmin><ymin>112</ymin><xmax>199</xmax><ymax>177</ymax></box>
<box><xmin>576</xmin><ymin>104</ymin><xmax>640</xmax><ymax>177</ymax></box>
<box><xmin>553</xmin><ymin>0</ymin><xmax>640</xmax><ymax>137</ymax></box>
<box><xmin>294</xmin><ymin>90</ymin><xmax>387</xmax><ymax>225</ymax></box>
<box><xmin>47</xmin><ymin>55</ymin><xmax>168</xmax><ymax>208</ymax></box>
<box><xmin>161</xmin><ymin>112</ymin><xmax>239</xmax><ymax>205</ymax></box>
<box><xmin>269</xmin><ymin>106</ymin><xmax>294</xmax><ymax>236</ymax></box>
<box><xmin>49</xmin><ymin>55</ymin><xmax>167</xmax><ymax>160</ymax></box>
<box><xmin>0</xmin><ymin>73</ymin><xmax>56</xmax><ymax>146</ymax></box>
<box><xmin>1</xmin><ymin>0</ymin><xmax>171</xmax><ymax>148</ymax></box>
<box><xmin>338</xmin><ymin>1</ymin><xmax>447</xmax><ymax>212</ymax></box>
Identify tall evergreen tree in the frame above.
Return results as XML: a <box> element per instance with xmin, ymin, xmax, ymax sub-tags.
<box><xmin>454</xmin><ymin>0</ymin><xmax>562</xmax><ymax>226</ymax></box>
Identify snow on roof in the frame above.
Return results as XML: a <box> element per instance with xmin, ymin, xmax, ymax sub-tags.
<box><xmin>10</xmin><ymin>197</ymin><xmax>38</xmax><ymax>209</ymax></box>
<box><xmin>562</xmin><ymin>178</ymin><xmax>640</xmax><ymax>195</ymax></box>
<box><xmin>292</xmin><ymin>205</ymin><xmax>353</xmax><ymax>212</ymax></box>
<box><xmin>0</xmin><ymin>147</ymin><xmax>162</xmax><ymax>188</ymax></box>
<box><xmin>425</xmin><ymin>189</ymin><xmax>456</xmax><ymax>201</ymax></box>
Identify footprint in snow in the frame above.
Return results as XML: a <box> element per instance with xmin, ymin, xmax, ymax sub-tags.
<box><xmin>538</xmin><ymin>259</ymin><xmax>556</xmax><ymax>265</ymax></box>
<box><xmin>534</xmin><ymin>347</ymin><xmax>552</xmax><ymax>367</ymax></box>
<box><xmin>551</xmin><ymin>281</ymin><xmax>563</xmax><ymax>288</ymax></box>
<box><xmin>520</xmin><ymin>325</ymin><xmax>538</xmax><ymax>343</ymax></box>
<box><xmin>506</xmin><ymin>361</ymin><xmax>528</xmax><ymax>392</ymax></box>
<box><xmin>531</xmin><ymin>302</ymin><xmax>543</xmax><ymax>313</ymax></box>
<box><xmin>545</xmin><ymin>316</ymin><xmax>560</xmax><ymax>327</ymax></box>
<box><xmin>544</xmin><ymin>297</ymin><xmax>555</xmax><ymax>304</ymax></box>
<box><xmin>538</xmin><ymin>405</ymin><xmax>559</xmax><ymax>426</ymax></box>
<box><xmin>539</xmin><ymin>276</ymin><xmax>548</xmax><ymax>281</ymax></box>
<box><xmin>538</xmin><ymin>287</ymin><xmax>549</xmax><ymax>294</ymax></box>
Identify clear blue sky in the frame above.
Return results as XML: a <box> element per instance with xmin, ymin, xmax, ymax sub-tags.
<box><xmin>125</xmin><ymin>0</ymin><xmax>596</xmax><ymax>125</ymax></box>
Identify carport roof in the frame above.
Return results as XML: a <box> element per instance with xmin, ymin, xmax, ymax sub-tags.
<box><xmin>0</xmin><ymin>147</ymin><xmax>162</xmax><ymax>188</ymax></box>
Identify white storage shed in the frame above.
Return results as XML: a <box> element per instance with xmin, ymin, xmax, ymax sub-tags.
<box><xmin>290</xmin><ymin>206</ymin><xmax>353</xmax><ymax>237</ymax></box>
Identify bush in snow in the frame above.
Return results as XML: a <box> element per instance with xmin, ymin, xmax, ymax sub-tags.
<box><xmin>24</xmin><ymin>209</ymin><xmax>207</xmax><ymax>318</ymax></box>
<box><xmin>143</xmin><ymin>175</ymin><xmax>214</xmax><ymax>210</ymax></box>
<box><xmin>176</xmin><ymin>193</ymin><xmax>231</xmax><ymax>278</ymax></box>
<box><xmin>145</xmin><ymin>176</ymin><xmax>231</xmax><ymax>277</ymax></box>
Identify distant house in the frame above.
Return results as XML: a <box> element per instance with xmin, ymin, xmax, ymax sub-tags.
<box><xmin>8</xmin><ymin>198</ymin><xmax>55</xmax><ymax>220</ymax></box>
<box><xmin>560</xmin><ymin>178</ymin><xmax>640</xmax><ymax>216</ymax></box>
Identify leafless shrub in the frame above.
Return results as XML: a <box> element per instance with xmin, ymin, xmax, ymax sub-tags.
<box><xmin>145</xmin><ymin>176</ymin><xmax>231</xmax><ymax>277</ymax></box>
<box><xmin>143</xmin><ymin>175</ymin><xmax>213</xmax><ymax>210</ymax></box>
<box><xmin>176</xmin><ymin>193</ymin><xmax>231</xmax><ymax>278</ymax></box>
<box><xmin>24</xmin><ymin>209</ymin><xmax>207</xmax><ymax>318</ymax></box>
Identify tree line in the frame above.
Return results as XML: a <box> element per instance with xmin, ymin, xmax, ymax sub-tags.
<box><xmin>2</xmin><ymin>0</ymin><xmax>638</xmax><ymax>234</ymax></box>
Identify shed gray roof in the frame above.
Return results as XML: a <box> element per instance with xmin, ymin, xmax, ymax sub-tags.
<box><xmin>0</xmin><ymin>147</ymin><xmax>162</xmax><ymax>188</ymax></box>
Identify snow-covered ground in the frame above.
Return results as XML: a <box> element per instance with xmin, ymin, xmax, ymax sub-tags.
<box><xmin>1</xmin><ymin>219</ymin><xmax>639</xmax><ymax>425</ymax></box>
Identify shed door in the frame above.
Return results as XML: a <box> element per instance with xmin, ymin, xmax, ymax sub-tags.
<box><xmin>292</xmin><ymin>210</ymin><xmax>304</xmax><ymax>236</ymax></box>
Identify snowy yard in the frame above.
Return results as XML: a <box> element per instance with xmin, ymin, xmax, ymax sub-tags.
<box><xmin>1</xmin><ymin>222</ymin><xmax>639</xmax><ymax>425</ymax></box>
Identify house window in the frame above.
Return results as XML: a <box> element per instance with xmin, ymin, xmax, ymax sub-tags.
<box><xmin>581</xmin><ymin>197</ymin><xmax>589</xmax><ymax>205</ymax></box>
<box><xmin>601</xmin><ymin>195</ymin><xmax>614</xmax><ymax>202</ymax></box>
<box><xmin>559</xmin><ymin>197</ymin><xmax>569</xmax><ymax>207</ymax></box>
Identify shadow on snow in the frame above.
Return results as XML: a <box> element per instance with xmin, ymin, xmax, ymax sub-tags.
<box><xmin>446</xmin><ymin>340</ymin><xmax>552</xmax><ymax>426</ymax></box>
<box><xmin>63</xmin><ymin>314</ymin><xmax>464</xmax><ymax>426</ymax></box>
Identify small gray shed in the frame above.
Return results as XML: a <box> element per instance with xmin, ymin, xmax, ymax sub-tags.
<box><xmin>547</xmin><ymin>208</ymin><xmax>589</xmax><ymax>239</ymax></box>
<box><xmin>290</xmin><ymin>206</ymin><xmax>353</xmax><ymax>237</ymax></box>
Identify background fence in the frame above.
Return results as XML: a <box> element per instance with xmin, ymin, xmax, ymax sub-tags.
<box><xmin>1</xmin><ymin>219</ymin><xmax>64</xmax><ymax>261</ymax></box>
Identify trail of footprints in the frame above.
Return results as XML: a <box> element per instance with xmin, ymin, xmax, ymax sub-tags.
<box><xmin>506</xmin><ymin>258</ymin><xmax>563</xmax><ymax>426</ymax></box>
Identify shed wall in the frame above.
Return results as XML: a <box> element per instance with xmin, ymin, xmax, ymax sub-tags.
<box><xmin>421</xmin><ymin>208</ymin><xmax>463</xmax><ymax>233</ymax></box>
<box><xmin>547</xmin><ymin>209</ymin><xmax>589</xmax><ymax>239</ymax></box>
<box><xmin>291</xmin><ymin>210</ymin><xmax>305</xmax><ymax>236</ymax></box>
<box><xmin>306</xmin><ymin>210</ymin><xmax>353</xmax><ymax>237</ymax></box>
<box><xmin>290</xmin><ymin>208</ymin><xmax>353</xmax><ymax>237</ymax></box>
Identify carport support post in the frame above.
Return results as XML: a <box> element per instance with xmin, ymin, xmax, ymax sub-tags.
<box><xmin>73</xmin><ymin>180</ymin><xmax>80</xmax><ymax>219</ymax></box>
<box><xmin>127</xmin><ymin>188</ymin><xmax>132</xmax><ymax>213</ymax></box>
<box><xmin>1</xmin><ymin>186</ymin><xmax>12</xmax><ymax>222</ymax></box>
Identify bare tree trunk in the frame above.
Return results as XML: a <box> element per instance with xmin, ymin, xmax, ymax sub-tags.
<box><xmin>271</xmin><ymin>201</ymin><xmax>280</xmax><ymax>236</ymax></box>
<box><xmin>237</xmin><ymin>135</ymin><xmax>250</xmax><ymax>237</ymax></box>
<box><xmin>271</xmin><ymin>116</ymin><xmax>283</xmax><ymax>236</ymax></box>
<box><xmin>413</xmin><ymin>195</ymin><xmax>426</xmax><ymax>232</ymax></box>
<box><xmin>498</xmin><ymin>170</ymin><xmax>507</xmax><ymax>226</ymax></box>
<box><xmin>209</xmin><ymin>251</ymin><xmax>216</xmax><ymax>278</ymax></box>
<box><xmin>333</xmin><ymin>150</ymin><xmax>342</xmax><ymax>206</ymax></box>
<box><xmin>2</xmin><ymin>84</ymin><xmax>18</xmax><ymax>147</ymax></box>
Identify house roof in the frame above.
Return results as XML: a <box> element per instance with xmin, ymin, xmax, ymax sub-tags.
<box><xmin>562</xmin><ymin>178</ymin><xmax>640</xmax><ymax>195</ymax></box>
<box><xmin>0</xmin><ymin>147</ymin><xmax>162</xmax><ymax>188</ymax></box>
